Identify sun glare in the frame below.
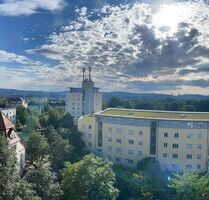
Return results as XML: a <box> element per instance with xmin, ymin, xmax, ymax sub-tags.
<box><xmin>152</xmin><ymin>4</ymin><xmax>193</xmax><ymax>36</ymax></box>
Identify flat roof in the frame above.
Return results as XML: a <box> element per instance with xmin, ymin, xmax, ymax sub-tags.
<box><xmin>96</xmin><ymin>108</ymin><xmax>209</xmax><ymax>121</ymax></box>
<box><xmin>80</xmin><ymin>115</ymin><xmax>96</xmax><ymax>122</ymax></box>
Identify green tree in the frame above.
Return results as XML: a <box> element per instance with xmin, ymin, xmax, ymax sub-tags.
<box><xmin>16</xmin><ymin>105</ymin><xmax>29</xmax><ymax>126</ymax></box>
<box><xmin>26</xmin><ymin>132</ymin><xmax>49</xmax><ymax>164</ymax></box>
<box><xmin>169</xmin><ymin>172</ymin><xmax>209</xmax><ymax>200</ymax></box>
<box><xmin>0</xmin><ymin>134</ymin><xmax>40</xmax><ymax>200</ymax></box>
<box><xmin>50</xmin><ymin>134</ymin><xmax>74</xmax><ymax>172</ymax></box>
<box><xmin>114</xmin><ymin>166</ymin><xmax>141</xmax><ymax>200</ymax></box>
<box><xmin>60</xmin><ymin>113</ymin><xmax>74</xmax><ymax>129</ymax></box>
<box><xmin>25</xmin><ymin>166</ymin><xmax>62</xmax><ymax>200</ymax></box>
<box><xmin>61</xmin><ymin>154</ymin><xmax>119</xmax><ymax>200</ymax></box>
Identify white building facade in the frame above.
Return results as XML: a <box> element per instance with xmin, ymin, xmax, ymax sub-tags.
<box><xmin>0</xmin><ymin>108</ymin><xmax>16</xmax><ymax>124</ymax></box>
<box><xmin>65</xmin><ymin>67</ymin><xmax>102</xmax><ymax>124</ymax></box>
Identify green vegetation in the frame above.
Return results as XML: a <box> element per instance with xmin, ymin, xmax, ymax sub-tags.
<box><xmin>101</xmin><ymin>108</ymin><xmax>209</xmax><ymax>120</ymax></box>
<box><xmin>104</xmin><ymin>96</ymin><xmax>209</xmax><ymax>112</ymax></box>
<box><xmin>2</xmin><ymin>102</ymin><xmax>209</xmax><ymax>200</ymax></box>
<box><xmin>0</xmin><ymin>134</ymin><xmax>40</xmax><ymax>200</ymax></box>
<box><xmin>61</xmin><ymin>154</ymin><xmax>119</xmax><ymax>200</ymax></box>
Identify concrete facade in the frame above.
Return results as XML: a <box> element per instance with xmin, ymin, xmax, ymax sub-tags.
<box><xmin>78</xmin><ymin>108</ymin><xmax>209</xmax><ymax>172</ymax></box>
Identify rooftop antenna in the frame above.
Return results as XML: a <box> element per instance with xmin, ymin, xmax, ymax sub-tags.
<box><xmin>88</xmin><ymin>66</ymin><xmax>92</xmax><ymax>80</ymax></box>
<box><xmin>82</xmin><ymin>67</ymin><xmax>85</xmax><ymax>81</ymax></box>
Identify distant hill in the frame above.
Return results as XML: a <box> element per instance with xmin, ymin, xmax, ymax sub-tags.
<box><xmin>0</xmin><ymin>88</ymin><xmax>208</xmax><ymax>100</ymax></box>
<box><xmin>0</xmin><ymin>89</ymin><xmax>66</xmax><ymax>98</ymax></box>
<box><xmin>103</xmin><ymin>92</ymin><xmax>209</xmax><ymax>100</ymax></box>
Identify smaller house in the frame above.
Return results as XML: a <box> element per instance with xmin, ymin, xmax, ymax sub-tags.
<box><xmin>0</xmin><ymin>111</ymin><xmax>25</xmax><ymax>171</ymax></box>
<box><xmin>6</xmin><ymin>97</ymin><xmax>28</xmax><ymax>108</ymax></box>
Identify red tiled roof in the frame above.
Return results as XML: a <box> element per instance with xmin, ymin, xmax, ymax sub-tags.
<box><xmin>0</xmin><ymin>111</ymin><xmax>15</xmax><ymax>132</ymax></box>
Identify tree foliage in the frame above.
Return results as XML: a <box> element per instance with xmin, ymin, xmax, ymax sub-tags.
<box><xmin>26</xmin><ymin>132</ymin><xmax>49</xmax><ymax>164</ymax></box>
<box><xmin>0</xmin><ymin>134</ymin><xmax>40</xmax><ymax>200</ymax></box>
<box><xmin>61</xmin><ymin>154</ymin><xmax>119</xmax><ymax>200</ymax></box>
<box><xmin>25</xmin><ymin>166</ymin><xmax>62</xmax><ymax>200</ymax></box>
<box><xmin>169</xmin><ymin>172</ymin><xmax>209</xmax><ymax>200</ymax></box>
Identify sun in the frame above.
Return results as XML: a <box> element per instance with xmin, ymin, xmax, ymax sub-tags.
<box><xmin>152</xmin><ymin>3</ymin><xmax>193</xmax><ymax>36</ymax></box>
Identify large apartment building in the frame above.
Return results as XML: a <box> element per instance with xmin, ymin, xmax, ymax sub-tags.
<box><xmin>65</xmin><ymin>67</ymin><xmax>102</xmax><ymax>124</ymax></box>
<box><xmin>78</xmin><ymin>108</ymin><xmax>209</xmax><ymax>172</ymax></box>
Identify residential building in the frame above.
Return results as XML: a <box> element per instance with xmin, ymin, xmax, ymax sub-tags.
<box><xmin>65</xmin><ymin>67</ymin><xmax>102</xmax><ymax>124</ymax></box>
<box><xmin>6</xmin><ymin>97</ymin><xmax>28</xmax><ymax>108</ymax></box>
<box><xmin>0</xmin><ymin>107</ymin><xmax>16</xmax><ymax>124</ymax></box>
<box><xmin>78</xmin><ymin>108</ymin><xmax>209</xmax><ymax>172</ymax></box>
<box><xmin>0</xmin><ymin>111</ymin><xmax>25</xmax><ymax>171</ymax></box>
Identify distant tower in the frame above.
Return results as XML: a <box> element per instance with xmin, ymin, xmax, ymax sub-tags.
<box><xmin>82</xmin><ymin>67</ymin><xmax>85</xmax><ymax>81</ymax></box>
<box><xmin>82</xmin><ymin>66</ymin><xmax>94</xmax><ymax>115</ymax></box>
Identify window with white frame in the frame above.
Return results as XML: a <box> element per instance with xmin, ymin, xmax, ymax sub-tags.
<box><xmin>197</xmin><ymin>154</ymin><xmax>202</xmax><ymax>159</ymax></box>
<box><xmin>128</xmin><ymin>139</ymin><xmax>134</xmax><ymax>145</ymax></box>
<box><xmin>186</xmin><ymin>154</ymin><xmax>192</xmax><ymax>159</ymax></box>
<box><xmin>128</xmin><ymin>149</ymin><xmax>134</xmax><ymax>155</ymax></box>
<box><xmin>139</xmin><ymin>130</ymin><xmax>143</xmax><ymax>136</ymax></box>
<box><xmin>174</xmin><ymin>133</ymin><xmax>179</xmax><ymax>138</ymax></box>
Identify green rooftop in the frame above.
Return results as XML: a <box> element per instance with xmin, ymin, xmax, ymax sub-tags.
<box><xmin>97</xmin><ymin>108</ymin><xmax>209</xmax><ymax>121</ymax></box>
<box><xmin>81</xmin><ymin>115</ymin><xmax>96</xmax><ymax>122</ymax></box>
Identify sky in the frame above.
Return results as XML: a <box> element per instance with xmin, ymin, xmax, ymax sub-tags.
<box><xmin>0</xmin><ymin>0</ymin><xmax>209</xmax><ymax>94</ymax></box>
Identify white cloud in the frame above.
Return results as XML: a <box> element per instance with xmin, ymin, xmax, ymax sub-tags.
<box><xmin>0</xmin><ymin>0</ymin><xmax>66</xmax><ymax>16</ymax></box>
<box><xmin>26</xmin><ymin>0</ymin><xmax>209</xmax><ymax>94</ymax></box>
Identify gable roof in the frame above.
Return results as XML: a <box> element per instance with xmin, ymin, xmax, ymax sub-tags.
<box><xmin>0</xmin><ymin>111</ymin><xmax>14</xmax><ymax>132</ymax></box>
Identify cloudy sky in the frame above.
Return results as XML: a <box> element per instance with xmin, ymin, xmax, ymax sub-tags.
<box><xmin>0</xmin><ymin>0</ymin><xmax>209</xmax><ymax>94</ymax></box>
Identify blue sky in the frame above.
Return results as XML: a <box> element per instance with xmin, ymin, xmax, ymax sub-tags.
<box><xmin>0</xmin><ymin>0</ymin><xmax>209</xmax><ymax>94</ymax></box>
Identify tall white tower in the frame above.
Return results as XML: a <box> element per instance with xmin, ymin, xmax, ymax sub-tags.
<box><xmin>65</xmin><ymin>67</ymin><xmax>102</xmax><ymax>124</ymax></box>
<box><xmin>82</xmin><ymin>66</ymin><xmax>94</xmax><ymax>115</ymax></box>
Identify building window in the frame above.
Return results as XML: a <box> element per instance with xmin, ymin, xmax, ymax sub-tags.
<box><xmin>108</xmin><ymin>146</ymin><xmax>112</xmax><ymax>152</ymax></box>
<box><xmin>186</xmin><ymin>144</ymin><xmax>193</xmax><ymax>149</ymax></box>
<box><xmin>128</xmin><ymin>129</ymin><xmax>134</xmax><ymax>136</ymax></box>
<box><xmin>88</xmin><ymin>125</ymin><xmax>92</xmax><ymax>129</ymax></box>
<box><xmin>139</xmin><ymin>130</ymin><xmax>143</xmax><ymax>136</ymax></box>
<box><xmin>198</xmin><ymin>123</ymin><xmax>203</xmax><ymax>128</ymax></box>
<box><xmin>172</xmin><ymin>154</ymin><xmax>178</xmax><ymax>159</ymax></box>
<box><xmin>108</xmin><ymin>137</ymin><xmax>112</xmax><ymax>142</ymax></box>
<box><xmin>186</xmin><ymin>154</ymin><xmax>192</xmax><ymax>159</ymax></box>
<box><xmin>128</xmin><ymin>149</ymin><xmax>134</xmax><ymax>155</ymax></box>
<box><xmin>197</xmin><ymin>133</ymin><xmax>203</xmax><ymax>139</ymax></box>
<box><xmin>187</xmin><ymin>133</ymin><xmax>193</xmax><ymax>139</ymax></box>
<box><xmin>88</xmin><ymin>142</ymin><xmax>92</xmax><ymax>147</ymax></box>
<box><xmin>164</xmin><ymin>143</ymin><xmax>167</xmax><ymax>148</ymax></box>
<box><xmin>88</xmin><ymin>133</ymin><xmax>92</xmax><ymax>139</ymax></box>
<box><xmin>174</xmin><ymin>133</ymin><xmax>179</xmax><ymax>138</ymax></box>
<box><xmin>115</xmin><ymin>157</ymin><xmax>121</xmax><ymax>162</ymax></box>
<box><xmin>197</xmin><ymin>144</ymin><xmax>202</xmax><ymax>150</ymax></box>
<box><xmin>128</xmin><ymin>139</ymin><xmax>134</xmax><ymax>145</ymax></box>
<box><xmin>138</xmin><ymin>151</ymin><xmax>143</xmax><ymax>156</ymax></box>
<box><xmin>163</xmin><ymin>153</ymin><xmax>167</xmax><ymax>158</ymax></box>
<box><xmin>172</xmin><ymin>143</ymin><xmax>179</xmax><ymax>148</ymax></box>
<box><xmin>116</xmin><ymin>148</ymin><xmax>122</xmax><ymax>153</ymax></box>
<box><xmin>197</xmin><ymin>154</ymin><xmax>202</xmax><ymax>160</ymax></box>
<box><xmin>116</xmin><ymin>128</ymin><xmax>122</xmax><ymax>134</ymax></box>
<box><xmin>138</xmin><ymin>141</ymin><xmax>143</xmax><ymax>146</ymax></box>
<box><xmin>126</xmin><ymin>159</ymin><xmax>134</xmax><ymax>164</ymax></box>
<box><xmin>116</xmin><ymin>138</ymin><xmax>122</xmax><ymax>144</ymax></box>
<box><xmin>186</xmin><ymin>164</ymin><xmax>192</xmax><ymax>170</ymax></box>
<box><xmin>164</xmin><ymin>132</ymin><xmax>168</xmax><ymax>137</ymax></box>
<box><xmin>197</xmin><ymin>164</ymin><xmax>201</xmax><ymax>170</ymax></box>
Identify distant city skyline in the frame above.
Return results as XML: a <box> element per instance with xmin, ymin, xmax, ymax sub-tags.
<box><xmin>0</xmin><ymin>0</ymin><xmax>209</xmax><ymax>94</ymax></box>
